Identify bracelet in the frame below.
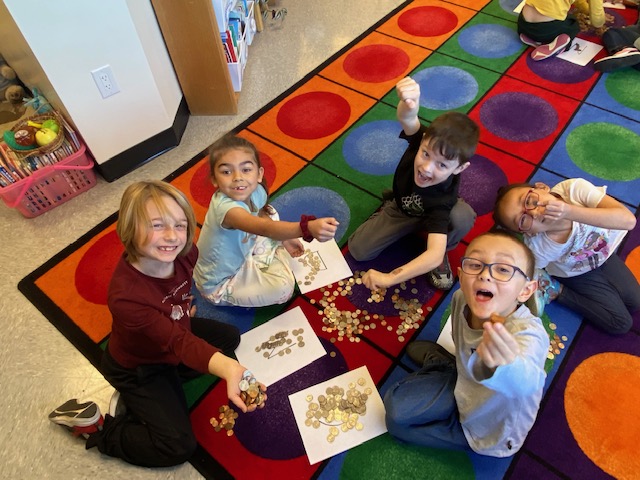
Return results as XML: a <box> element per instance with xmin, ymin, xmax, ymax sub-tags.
<box><xmin>300</xmin><ymin>215</ymin><xmax>316</xmax><ymax>242</ymax></box>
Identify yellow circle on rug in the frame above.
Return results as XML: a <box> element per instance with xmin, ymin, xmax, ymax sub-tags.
<box><xmin>565</xmin><ymin>352</ymin><xmax>640</xmax><ymax>479</ymax></box>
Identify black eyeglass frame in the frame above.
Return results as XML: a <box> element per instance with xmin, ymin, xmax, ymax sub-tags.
<box><xmin>460</xmin><ymin>257</ymin><xmax>531</xmax><ymax>282</ymax></box>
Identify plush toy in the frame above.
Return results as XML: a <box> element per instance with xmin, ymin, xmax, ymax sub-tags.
<box><xmin>0</xmin><ymin>55</ymin><xmax>19</xmax><ymax>101</ymax></box>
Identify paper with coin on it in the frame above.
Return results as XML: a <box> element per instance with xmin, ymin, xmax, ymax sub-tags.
<box><xmin>288</xmin><ymin>365</ymin><xmax>387</xmax><ymax>465</ymax></box>
<box><xmin>289</xmin><ymin>239</ymin><xmax>353</xmax><ymax>294</ymax></box>
<box><xmin>235</xmin><ymin>306</ymin><xmax>326</xmax><ymax>386</ymax></box>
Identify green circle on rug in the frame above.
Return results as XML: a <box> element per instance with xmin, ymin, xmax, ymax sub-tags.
<box><xmin>605</xmin><ymin>70</ymin><xmax>640</xmax><ymax>110</ymax></box>
<box><xmin>342</xmin><ymin>434</ymin><xmax>474</xmax><ymax>479</ymax></box>
<box><xmin>566</xmin><ymin>123</ymin><xmax>640</xmax><ymax>181</ymax></box>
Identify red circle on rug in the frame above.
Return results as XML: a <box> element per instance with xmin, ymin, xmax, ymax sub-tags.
<box><xmin>190</xmin><ymin>153</ymin><xmax>278</xmax><ymax>208</ymax></box>
<box><xmin>75</xmin><ymin>230</ymin><xmax>123</xmax><ymax>305</ymax></box>
<box><xmin>343</xmin><ymin>44</ymin><xmax>410</xmax><ymax>83</ymax></box>
<box><xmin>398</xmin><ymin>6</ymin><xmax>458</xmax><ymax>37</ymax></box>
<box><xmin>277</xmin><ymin>91</ymin><xmax>351</xmax><ymax>139</ymax></box>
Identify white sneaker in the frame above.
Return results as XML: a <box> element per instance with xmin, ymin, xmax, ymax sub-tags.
<box><xmin>108</xmin><ymin>390</ymin><xmax>127</xmax><ymax>417</ymax></box>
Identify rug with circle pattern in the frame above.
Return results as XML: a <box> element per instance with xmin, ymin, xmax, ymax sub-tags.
<box><xmin>19</xmin><ymin>0</ymin><xmax>640</xmax><ymax>478</ymax></box>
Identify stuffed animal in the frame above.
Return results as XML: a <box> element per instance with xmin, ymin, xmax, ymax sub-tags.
<box><xmin>0</xmin><ymin>55</ymin><xmax>19</xmax><ymax>100</ymax></box>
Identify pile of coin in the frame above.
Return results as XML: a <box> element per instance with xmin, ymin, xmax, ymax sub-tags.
<box><xmin>210</xmin><ymin>405</ymin><xmax>238</xmax><ymax>436</ymax></box>
<box><xmin>297</xmin><ymin>249</ymin><xmax>324</xmax><ymax>286</ymax></box>
<box><xmin>312</xmin><ymin>271</ymin><xmax>430</xmax><ymax>343</ymax></box>
<box><xmin>254</xmin><ymin>329</ymin><xmax>305</xmax><ymax>359</ymax></box>
<box><xmin>547</xmin><ymin>323</ymin><xmax>568</xmax><ymax>360</ymax></box>
<box><xmin>239</xmin><ymin>370</ymin><xmax>265</xmax><ymax>409</ymax></box>
<box><xmin>303</xmin><ymin>377</ymin><xmax>373</xmax><ymax>443</ymax></box>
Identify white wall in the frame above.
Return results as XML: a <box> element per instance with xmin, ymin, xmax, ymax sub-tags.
<box><xmin>1</xmin><ymin>0</ymin><xmax>182</xmax><ymax>166</ymax></box>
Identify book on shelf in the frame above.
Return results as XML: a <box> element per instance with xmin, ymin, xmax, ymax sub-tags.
<box><xmin>221</xmin><ymin>30</ymin><xmax>238</xmax><ymax>62</ymax></box>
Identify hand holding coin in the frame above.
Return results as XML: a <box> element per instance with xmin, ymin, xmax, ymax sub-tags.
<box><xmin>239</xmin><ymin>370</ymin><xmax>267</xmax><ymax>412</ymax></box>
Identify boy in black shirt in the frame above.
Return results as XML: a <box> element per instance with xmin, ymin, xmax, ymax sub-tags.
<box><xmin>348</xmin><ymin>76</ymin><xmax>479</xmax><ymax>291</ymax></box>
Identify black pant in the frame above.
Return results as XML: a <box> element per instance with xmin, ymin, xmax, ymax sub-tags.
<box><xmin>88</xmin><ymin>317</ymin><xmax>240</xmax><ymax>467</ymax></box>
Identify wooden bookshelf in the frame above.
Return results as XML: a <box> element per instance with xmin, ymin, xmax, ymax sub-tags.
<box><xmin>151</xmin><ymin>0</ymin><xmax>239</xmax><ymax>115</ymax></box>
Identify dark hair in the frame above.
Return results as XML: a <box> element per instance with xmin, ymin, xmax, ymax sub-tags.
<box><xmin>423</xmin><ymin>112</ymin><xmax>480</xmax><ymax>165</ymax></box>
<box><xmin>492</xmin><ymin>182</ymin><xmax>534</xmax><ymax>230</ymax></box>
<box><xmin>207</xmin><ymin>133</ymin><xmax>271</xmax><ymax>214</ymax></box>
<box><xmin>472</xmin><ymin>229</ymin><xmax>536</xmax><ymax>279</ymax></box>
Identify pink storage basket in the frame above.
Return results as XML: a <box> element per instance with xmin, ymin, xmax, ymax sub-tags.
<box><xmin>0</xmin><ymin>143</ymin><xmax>96</xmax><ymax>218</ymax></box>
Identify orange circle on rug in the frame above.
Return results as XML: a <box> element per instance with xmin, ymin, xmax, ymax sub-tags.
<box><xmin>343</xmin><ymin>44</ymin><xmax>410</xmax><ymax>83</ymax></box>
<box><xmin>626</xmin><ymin>246</ymin><xmax>640</xmax><ymax>283</ymax></box>
<box><xmin>398</xmin><ymin>6</ymin><xmax>458</xmax><ymax>37</ymax></box>
<box><xmin>565</xmin><ymin>352</ymin><xmax>640</xmax><ymax>478</ymax></box>
<box><xmin>276</xmin><ymin>91</ymin><xmax>350</xmax><ymax>139</ymax></box>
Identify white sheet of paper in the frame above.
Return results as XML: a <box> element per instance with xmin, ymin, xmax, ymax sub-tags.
<box><xmin>436</xmin><ymin>314</ymin><xmax>456</xmax><ymax>356</ymax></box>
<box><xmin>557</xmin><ymin>38</ymin><xmax>603</xmax><ymax>66</ymax></box>
<box><xmin>513</xmin><ymin>0</ymin><xmax>525</xmax><ymax>13</ymax></box>
<box><xmin>235</xmin><ymin>306</ymin><xmax>326</xmax><ymax>386</ymax></box>
<box><xmin>603</xmin><ymin>2</ymin><xmax>625</xmax><ymax>9</ymax></box>
<box><xmin>288</xmin><ymin>365</ymin><xmax>387</xmax><ymax>465</ymax></box>
<box><xmin>290</xmin><ymin>239</ymin><xmax>353</xmax><ymax>294</ymax></box>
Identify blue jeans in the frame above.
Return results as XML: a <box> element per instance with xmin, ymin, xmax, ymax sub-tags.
<box><xmin>383</xmin><ymin>350</ymin><xmax>471</xmax><ymax>451</ymax></box>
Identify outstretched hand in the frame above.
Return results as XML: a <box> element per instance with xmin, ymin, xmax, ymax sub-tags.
<box><xmin>309</xmin><ymin>217</ymin><xmax>339</xmax><ymax>242</ymax></box>
<box><xmin>396</xmin><ymin>76</ymin><xmax>420</xmax><ymax>111</ymax></box>
<box><xmin>475</xmin><ymin>317</ymin><xmax>520</xmax><ymax>369</ymax></box>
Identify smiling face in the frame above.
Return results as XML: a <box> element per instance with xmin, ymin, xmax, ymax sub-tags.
<box><xmin>458</xmin><ymin>234</ymin><xmax>536</xmax><ymax>325</ymax></box>
<box><xmin>211</xmin><ymin>147</ymin><xmax>264</xmax><ymax>205</ymax></box>
<box><xmin>413</xmin><ymin>137</ymin><xmax>468</xmax><ymax>188</ymax></box>
<box><xmin>133</xmin><ymin>195</ymin><xmax>188</xmax><ymax>278</ymax></box>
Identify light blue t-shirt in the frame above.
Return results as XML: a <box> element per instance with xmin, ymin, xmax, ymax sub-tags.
<box><xmin>193</xmin><ymin>185</ymin><xmax>267</xmax><ymax>294</ymax></box>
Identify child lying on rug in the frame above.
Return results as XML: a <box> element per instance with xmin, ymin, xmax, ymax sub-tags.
<box><xmin>493</xmin><ymin>178</ymin><xmax>640</xmax><ymax>334</ymax></box>
<box><xmin>348</xmin><ymin>76</ymin><xmax>479</xmax><ymax>292</ymax></box>
<box><xmin>384</xmin><ymin>231</ymin><xmax>548</xmax><ymax>457</ymax></box>
<box><xmin>194</xmin><ymin>134</ymin><xmax>339</xmax><ymax>307</ymax></box>
<box><xmin>518</xmin><ymin>0</ymin><xmax>606</xmax><ymax>61</ymax></box>
<box><xmin>49</xmin><ymin>180</ymin><xmax>266</xmax><ymax>468</ymax></box>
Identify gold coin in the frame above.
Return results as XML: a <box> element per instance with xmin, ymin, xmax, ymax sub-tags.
<box><xmin>355</xmin><ymin>422</ymin><xmax>364</xmax><ymax>431</ymax></box>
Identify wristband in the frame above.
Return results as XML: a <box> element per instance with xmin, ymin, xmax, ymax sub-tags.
<box><xmin>300</xmin><ymin>215</ymin><xmax>317</xmax><ymax>242</ymax></box>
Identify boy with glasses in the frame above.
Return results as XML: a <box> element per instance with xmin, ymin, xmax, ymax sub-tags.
<box><xmin>384</xmin><ymin>231</ymin><xmax>547</xmax><ymax>457</ymax></box>
<box><xmin>493</xmin><ymin>179</ymin><xmax>639</xmax><ymax>335</ymax></box>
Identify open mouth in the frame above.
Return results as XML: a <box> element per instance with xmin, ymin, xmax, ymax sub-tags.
<box><xmin>475</xmin><ymin>289</ymin><xmax>494</xmax><ymax>301</ymax></box>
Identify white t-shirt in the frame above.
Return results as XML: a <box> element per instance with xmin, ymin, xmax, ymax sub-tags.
<box><xmin>525</xmin><ymin>178</ymin><xmax>627</xmax><ymax>278</ymax></box>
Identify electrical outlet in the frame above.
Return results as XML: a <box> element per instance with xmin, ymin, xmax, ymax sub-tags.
<box><xmin>91</xmin><ymin>65</ymin><xmax>120</xmax><ymax>99</ymax></box>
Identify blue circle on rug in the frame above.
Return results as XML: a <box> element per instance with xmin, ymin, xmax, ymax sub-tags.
<box><xmin>526</xmin><ymin>49</ymin><xmax>595</xmax><ymax>83</ymax></box>
<box><xmin>233</xmin><ymin>337</ymin><xmax>348</xmax><ymax>459</ymax></box>
<box><xmin>414</xmin><ymin>66</ymin><xmax>479</xmax><ymax>110</ymax></box>
<box><xmin>498</xmin><ymin>0</ymin><xmax>521</xmax><ymax>14</ymax></box>
<box><xmin>459</xmin><ymin>155</ymin><xmax>507</xmax><ymax>216</ymax></box>
<box><xmin>458</xmin><ymin>24</ymin><xmax>522</xmax><ymax>58</ymax></box>
<box><xmin>480</xmin><ymin>92</ymin><xmax>557</xmax><ymax>142</ymax></box>
<box><xmin>342</xmin><ymin>120</ymin><xmax>406</xmax><ymax>176</ymax></box>
<box><xmin>271</xmin><ymin>186</ymin><xmax>350</xmax><ymax>243</ymax></box>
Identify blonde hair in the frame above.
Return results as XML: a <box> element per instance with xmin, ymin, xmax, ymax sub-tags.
<box><xmin>116</xmin><ymin>180</ymin><xmax>196</xmax><ymax>263</ymax></box>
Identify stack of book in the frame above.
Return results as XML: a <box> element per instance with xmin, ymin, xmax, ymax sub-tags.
<box><xmin>221</xmin><ymin>0</ymin><xmax>250</xmax><ymax>64</ymax></box>
<box><xmin>0</xmin><ymin>116</ymin><xmax>82</xmax><ymax>187</ymax></box>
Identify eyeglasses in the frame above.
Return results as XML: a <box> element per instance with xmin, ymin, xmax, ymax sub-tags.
<box><xmin>518</xmin><ymin>190</ymin><xmax>539</xmax><ymax>232</ymax></box>
<box><xmin>461</xmin><ymin>257</ymin><xmax>530</xmax><ymax>282</ymax></box>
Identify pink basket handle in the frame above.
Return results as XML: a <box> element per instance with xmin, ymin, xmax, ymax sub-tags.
<box><xmin>5</xmin><ymin>155</ymin><xmax>94</xmax><ymax>209</ymax></box>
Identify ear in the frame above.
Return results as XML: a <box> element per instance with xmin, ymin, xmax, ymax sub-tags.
<box><xmin>257</xmin><ymin>166</ymin><xmax>265</xmax><ymax>183</ymax></box>
<box><xmin>533</xmin><ymin>182</ymin><xmax>550</xmax><ymax>192</ymax></box>
<box><xmin>517</xmin><ymin>279</ymin><xmax>538</xmax><ymax>303</ymax></box>
<box><xmin>454</xmin><ymin>161</ymin><xmax>470</xmax><ymax>175</ymax></box>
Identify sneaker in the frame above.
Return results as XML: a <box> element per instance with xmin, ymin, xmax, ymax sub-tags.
<box><xmin>519</xmin><ymin>33</ymin><xmax>541</xmax><ymax>47</ymax></box>
<box><xmin>48</xmin><ymin>399</ymin><xmax>104</xmax><ymax>439</ymax></box>
<box><xmin>427</xmin><ymin>254</ymin><xmax>454</xmax><ymax>290</ymax></box>
<box><xmin>594</xmin><ymin>47</ymin><xmax>640</xmax><ymax>72</ymax></box>
<box><xmin>406</xmin><ymin>340</ymin><xmax>455</xmax><ymax>367</ymax></box>
<box><xmin>526</xmin><ymin>268</ymin><xmax>562</xmax><ymax>317</ymax></box>
<box><xmin>530</xmin><ymin>34</ymin><xmax>571</xmax><ymax>61</ymax></box>
<box><xmin>108</xmin><ymin>390</ymin><xmax>127</xmax><ymax>417</ymax></box>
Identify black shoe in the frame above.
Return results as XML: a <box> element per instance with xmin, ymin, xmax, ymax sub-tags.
<box><xmin>427</xmin><ymin>254</ymin><xmax>454</xmax><ymax>290</ymax></box>
<box><xmin>406</xmin><ymin>340</ymin><xmax>455</xmax><ymax>367</ymax></box>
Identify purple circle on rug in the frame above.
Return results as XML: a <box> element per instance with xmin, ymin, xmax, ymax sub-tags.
<box><xmin>480</xmin><ymin>92</ymin><xmax>557</xmax><ymax>142</ymax></box>
<box><xmin>232</xmin><ymin>337</ymin><xmax>348</xmax><ymax>459</ymax></box>
<box><xmin>525</xmin><ymin>51</ymin><xmax>595</xmax><ymax>83</ymax></box>
<box><xmin>459</xmin><ymin>155</ymin><xmax>507</xmax><ymax>216</ymax></box>
<box><xmin>346</xmin><ymin>235</ymin><xmax>436</xmax><ymax>316</ymax></box>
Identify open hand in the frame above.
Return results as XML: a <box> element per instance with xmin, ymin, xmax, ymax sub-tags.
<box><xmin>283</xmin><ymin>238</ymin><xmax>304</xmax><ymax>257</ymax></box>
